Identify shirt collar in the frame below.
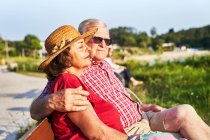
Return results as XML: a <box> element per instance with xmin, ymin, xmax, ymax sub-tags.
<box><xmin>92</xmin><ymin>60</ymin><xmax>104</xmax><ymax>66</ymax></box>
<box><xmin>92</xmin><ymin>60</ymin><xmax>110</xmax><ymax>69</ymax></box>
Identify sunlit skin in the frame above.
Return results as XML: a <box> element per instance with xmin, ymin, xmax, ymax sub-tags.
<box><xmin>86</xmin><ymin>26</ymin><xmax>110</xmax><ymax>63</ymax></box>
<box><xmin>65</xmin><ymin>39</ymin><xmax>91</xmax><ymax>77</ymax></box>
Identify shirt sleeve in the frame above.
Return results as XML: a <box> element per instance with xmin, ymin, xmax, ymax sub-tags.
<box><xmin>39</xmin><ymin>81</ymin><xmax>52</xmax><ymax>97</ymax></box>
<box><xmin>50</xmin><ymin>73</ymin><xmax>83</xmax><ymax>93</ymax></box>
<box><xmin>105</xmin><ymin>58</ymin><xmax>121</xmax><ymax>70</ymax></box>
<box><xmin>54</xmin><ymin>73</ymin><xmax>82</xmax><ymax>90</ymax></box>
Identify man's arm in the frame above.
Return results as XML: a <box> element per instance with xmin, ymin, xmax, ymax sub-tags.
<box><xmin>30</xmin><ymin>87</ymin><xmax>90</xmax><ymax>120</ymax></box>
<box><xmin>67</xmin><ymin>103</ymin><xmax>128</xmax><ymax>140</ymax></box>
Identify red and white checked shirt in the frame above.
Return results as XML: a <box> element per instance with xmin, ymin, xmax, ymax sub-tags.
<box><xmin>80</xmin><ymin>60</ymin><xmax>142</xmax><ymax>128</ymax></box>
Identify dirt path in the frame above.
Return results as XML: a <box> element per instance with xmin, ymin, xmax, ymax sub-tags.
<box><xmin>0</xmin><ymin>66</ymin><xmax>47</xmax><ymax>140</ymax></box>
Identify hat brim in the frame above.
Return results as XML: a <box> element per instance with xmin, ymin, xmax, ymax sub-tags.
<box><xmin>38</xmin><ymin>28</ymin><xmax>98</xmax><ymax>70</ymax></box>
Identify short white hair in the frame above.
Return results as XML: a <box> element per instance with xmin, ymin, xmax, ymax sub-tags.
<box><xmin>78</xmin><ymin>18</ymin><xmax>108</xmax><ymax>34</ymax></box>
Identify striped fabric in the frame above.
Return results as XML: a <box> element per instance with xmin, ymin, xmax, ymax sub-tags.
<box><xmin>81</xmin><ymin>60</ymin><xmax>142</xmax><ymax>128</ymax></box>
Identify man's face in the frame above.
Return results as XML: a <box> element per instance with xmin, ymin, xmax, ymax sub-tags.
<box><xmin>86</xmin><ymin>26</ymin><xmax>110</xmax><ymax>63</ymax></box>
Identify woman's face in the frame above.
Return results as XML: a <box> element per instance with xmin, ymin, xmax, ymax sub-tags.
<box><xmin>69</xmin><ymin>39</ymin><xmax>91</xmax><ymax>68</ymax></box>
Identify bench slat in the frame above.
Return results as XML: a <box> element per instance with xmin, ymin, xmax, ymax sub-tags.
<box><xmin>20</xmin><ymin>118</ymin><xmax>54</xmax><ymax>140</ymax></box>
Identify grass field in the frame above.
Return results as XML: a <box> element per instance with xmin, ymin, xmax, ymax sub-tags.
<box><xmin>127</xmin><ymin>55</ymin><xmax>210</xmax><ymax>125</ymax></box>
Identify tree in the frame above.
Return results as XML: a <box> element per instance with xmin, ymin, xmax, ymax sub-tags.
<box><xmin>24</xmin><ymin>34</ymin><xmax>42</xmax><ymax>57</ymax></box>
<box><xmin>156</xmin><ymin>39</ymin><xmax>165</xmax><ymax>53</ymax></box>
<box><xmin>15</xmin><ymin>41</ymin><xmax>27</xmax><ymax>57</ymax></box>
<box><xmin>168</xmin><ymin>28</ymin><xmax>174</xmax><ymax>33</ymax></box>
<box><xmin>150</xmin><ymin>27</ymin><xmax>157</xmax><ymax>37</ymax></box>
<box><xmin>122</xmin><ymin>35</ymin><xmax>136</xmax><ymax>46</ymax></box>
<box><xmin>110</xmin><ymin>26</ymin><xmax>137</xmax><ymax>46</ymax></box>
<box><xmin>0</xmin><ymin>41</ymin><xmax>5</xmax><ymax>56</ymax></box>
<box><xmin>151</xmin><ymin>36</ymin><xmax>165</xmax><ymax>51</ymax></box>
<box><xmin>136</xmin><ymin>32</ymin><xmax>151</xmax><ymax>48</ymax></box>
<box><xmin>14</xmin><ymin>34</ymin><xmax>42</xmax><ymax>57</ymax></box>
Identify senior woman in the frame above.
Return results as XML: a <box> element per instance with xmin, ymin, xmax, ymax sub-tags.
<box><xmin>39</xmin><ymin>25</ymin><xmax>128</xmax><ymax>140</ymax></box>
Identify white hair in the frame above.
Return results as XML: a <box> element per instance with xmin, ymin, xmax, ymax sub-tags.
<box><xmin>78</xmin><ymin>18</ymin><xmax>108</xmax><ymax>34</ymax></box>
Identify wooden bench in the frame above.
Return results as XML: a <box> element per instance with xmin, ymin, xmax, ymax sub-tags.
<box><xmin>20</xmin><ymin>117</ymin><xmax>55</xmax><ymax>140</ymax></box>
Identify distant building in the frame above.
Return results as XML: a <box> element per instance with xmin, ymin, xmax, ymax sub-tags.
<box><xmin>162</xmin><ymin>42</ymin><xmax>175</xmax><ymax>51</ymax></box>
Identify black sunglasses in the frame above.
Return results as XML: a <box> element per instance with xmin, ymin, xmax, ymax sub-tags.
<box><xmin>92</xmin><ymin>36</ymin><xmax>111</xmax><ymax>46</ymax></box>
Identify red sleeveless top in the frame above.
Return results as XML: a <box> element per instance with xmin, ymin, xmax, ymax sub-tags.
<box><xmin>49</xmin><ymin>73</ymin><xmax>125</xmax><ymax>140</ymax></box>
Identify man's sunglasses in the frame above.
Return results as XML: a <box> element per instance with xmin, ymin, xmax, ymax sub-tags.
<box><xmin>92</xmin><ymin>36</ymin><xmax>111</xmax><ymax>46</ymax></box>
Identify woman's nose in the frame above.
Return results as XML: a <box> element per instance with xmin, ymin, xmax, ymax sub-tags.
<box><xmin>84</xmin><ymin>44</ymin><xmax>90</xmax><ymax>52</ymax></box>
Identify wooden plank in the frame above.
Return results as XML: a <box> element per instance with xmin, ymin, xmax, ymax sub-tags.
<box><xmin>20</xmin><ymin>118</ymin><xmax>54</xmax><ymax>140</ymax></box>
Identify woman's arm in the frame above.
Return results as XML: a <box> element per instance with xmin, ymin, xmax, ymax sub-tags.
<box><xmin>67</xmin><ymin>103</ymin><xmax>128</xmax><ymax>140</ymax></box>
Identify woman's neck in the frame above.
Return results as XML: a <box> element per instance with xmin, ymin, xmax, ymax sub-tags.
<box><xmin>65</xmin><ymin>67</ymin><xmax>87</xmax><ymax>77</ymax></box>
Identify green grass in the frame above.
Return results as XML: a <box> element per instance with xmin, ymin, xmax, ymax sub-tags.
<box><xmin>17</xmin><ymin>121</ymin><xmax>37</xmax><ymax>139</ymax></box>
<box><xmin>9</xmin><ymin>56</ymin><xmax>43</xmax><ymax>72</ymax></box>
<box><xmin>128</xmin><ymin>55</ymin><xmax>210</xmax><ymax>125</ymax></box>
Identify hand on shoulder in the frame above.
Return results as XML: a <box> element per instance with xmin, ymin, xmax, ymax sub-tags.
<box><xmin>49</xmin><ymin>86</ymin><xmax>90</xmax><ymax>112</ymax></box>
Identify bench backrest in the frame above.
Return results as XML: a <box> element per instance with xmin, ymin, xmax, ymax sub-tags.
<box><xmin>20</xmin><ymin>118</ymin><xmax>54</xmax><ymax>140</ymax></box>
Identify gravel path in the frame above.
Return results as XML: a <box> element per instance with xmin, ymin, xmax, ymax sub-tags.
<box><xmin>0</xmin><ymin>66</ymin><xmax>47</xmax><ymax>140</ymax></box>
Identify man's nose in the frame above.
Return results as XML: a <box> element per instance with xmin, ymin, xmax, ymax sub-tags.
<box><xmin>100</xmin><ymin>39</ymin><xmax>107</xmax><ymax>48</ymax></box>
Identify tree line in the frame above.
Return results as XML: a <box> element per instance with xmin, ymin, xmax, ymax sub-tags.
<box><xmin>0</xmin><ymin>24</ymin><xmax>210</xmax><ymax>58</ymax></box>
<box><xmin>0</xmin><ymin>34</ymin><xmax>42</xmax><ymax>58</ymax></box>
<box><xmin>110</xmin><ymin>25</ymin><xmax>210</xmax><ymax>50</ymax></box>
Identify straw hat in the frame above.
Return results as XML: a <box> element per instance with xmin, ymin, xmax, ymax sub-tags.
<box><xmin>39</xmin><ymin>25</ymin><xmax>97</xmax><ymax>70</ymax></box>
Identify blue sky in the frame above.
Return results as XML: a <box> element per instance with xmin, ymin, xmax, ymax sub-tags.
<box><xmin>0</xmin><ymin>0</ymin><xmax>210</xmax><ymax>41</ymax></box>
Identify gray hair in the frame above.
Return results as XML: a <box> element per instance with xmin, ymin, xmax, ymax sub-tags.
<box><xmin>78</xmin><ymin>18</ymin><xmax>108</xmax><ymax>34</ymax></box>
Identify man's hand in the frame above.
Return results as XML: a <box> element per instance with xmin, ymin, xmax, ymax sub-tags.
<box><xmin>48</xmin><ymin>86</ymin><xmax>90</xmax><ymax>112</ymax></box>
<box><xmin>140</xmin><ymin>104</ymin><xmax>166</xmax><ymax>112</ymax></box>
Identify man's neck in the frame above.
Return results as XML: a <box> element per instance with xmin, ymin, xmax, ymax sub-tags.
<box><xmin>92</xmin><ymin>59</ymin><xmax>103</xmax><ymax>64</ymax></box>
